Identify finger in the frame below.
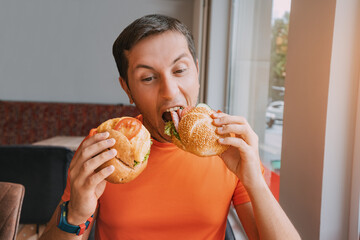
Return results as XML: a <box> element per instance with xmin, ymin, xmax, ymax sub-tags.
<box><xmin>78</xmin><ymin>138</ymin><xmax>116</xmax><ymax>164</ymax></box>
<box><xmin>211</xmin><ymin>112</ymin><xmax>228</xmax><ymax>119</ymax></box>
<box><xmin>212</xmin><ymin>114</ymin><xmax>248</xmax><ymax>127</ymax></box>
<box><xmin>73</xmin><ymin>148</ymin><xmax>117</xmax><ymax>190</ymax></box>
<box><xmin>71</xmin><ymin>132</ymin><xmax>111</xmax><ymax>167</ymax></box>
<box><xmin>217</xmin><ymin>124</ymin><xmax>257</xmax><ymax>146</ymax></box>
<box><xmin>81</xmin><ymin>132</ymin><xmax>110</xmax><ymax>149</ymax></box>
<box><xmin>218</xmin><ymin>137</ymin><xmax>250</xmax><ymax>152</ymax></box>
<box><xmin>86</xmin><ymin>165</ymin><xmax>115</xmax><ymax>189</ymax></box>
<box><xmin>80</xmin><ymin>149</ymin><xmax>117</xmax><ymax>177</ymax></box>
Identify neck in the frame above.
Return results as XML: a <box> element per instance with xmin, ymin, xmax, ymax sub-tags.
<box><xmin>142</xmin><ymin>118</ymin><xmax>171</xmax><ymax>143</ymax></box>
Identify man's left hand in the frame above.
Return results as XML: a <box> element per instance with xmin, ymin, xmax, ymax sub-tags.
<box><xmin>212</xmin><ymin>112</ymin><xmax>264</xmax><ymax>190</ymax></box>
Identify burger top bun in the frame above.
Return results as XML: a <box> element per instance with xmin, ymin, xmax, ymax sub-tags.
<box><xmin>172</xmin><ymin>107</ymin><xmax>229</xmax><ymax>157</ymax></box>
<box><xmin>95</xmin><ymin>117</ymin><xmax>151</xmax><ymax>184</ymax></box>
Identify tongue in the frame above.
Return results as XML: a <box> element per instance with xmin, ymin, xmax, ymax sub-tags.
<box><xmin>170</xmin><ymin>111</ymin><xmax>180</xmax><ymax>131</ymax></box>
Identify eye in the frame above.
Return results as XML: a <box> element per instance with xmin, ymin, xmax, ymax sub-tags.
<box><xmin>142</xmin><ymin>76</ymin><xmax>155</xmax><ymax>82</ymax></box>
<box><xmin>174</xmin><ymin>68</ymin><xmax>187</xmax><ymax>74</ymax></box>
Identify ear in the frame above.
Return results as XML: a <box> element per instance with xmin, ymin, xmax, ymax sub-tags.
<box><xmin>119</xmin><ymin>77</ymin><xmax>134</xmax><ymax>104</ymax></box>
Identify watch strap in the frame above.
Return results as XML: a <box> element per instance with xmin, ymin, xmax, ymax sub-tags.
<box><xmin>57</xmin><ymin>201</ymin><xmax>94</xmax><ymax>236</ymax></box>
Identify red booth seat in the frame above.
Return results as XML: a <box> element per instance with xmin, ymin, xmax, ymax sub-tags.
<box><xmin>0</xmin><ymin>100</ymin><xmax>139</xmax><ymax>145</ymax></box>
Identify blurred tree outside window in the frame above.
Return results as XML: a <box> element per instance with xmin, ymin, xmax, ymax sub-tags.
<box><xmin>269</xmin><ymin>12</ymin><xmax>289</xmax><ymax>103</ymax></box>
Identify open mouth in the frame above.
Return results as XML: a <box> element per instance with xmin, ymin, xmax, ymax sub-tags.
<box><xmin>161</xmin><ymin>106</ymin><xmax>184</xmax><ymax>123</ymax></box>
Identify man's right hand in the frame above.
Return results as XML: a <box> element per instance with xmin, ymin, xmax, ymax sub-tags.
<box><xmin>66</xmin><ymin>131</ymin><xmax>116</xmax><ymax>225</ymax></box>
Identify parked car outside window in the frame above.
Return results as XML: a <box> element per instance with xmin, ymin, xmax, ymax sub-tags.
<box><xmin>265</xmin><ymin>100</ymin><xmax>284</xmax><ymax>128</ymax></box>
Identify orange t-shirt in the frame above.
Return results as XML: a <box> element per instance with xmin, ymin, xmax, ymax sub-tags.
<box><xmin>62</xmin><ymin>132</ymin><xmax>251</xmax><ymax>240</ymax></box>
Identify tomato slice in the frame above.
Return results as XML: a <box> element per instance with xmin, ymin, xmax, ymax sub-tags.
<box><xmin>114</xmin><ymin>118</ymin><xmax>142</xmax><ymax>140</ymax></box>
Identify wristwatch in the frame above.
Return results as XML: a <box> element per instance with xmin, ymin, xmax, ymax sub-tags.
<box><xmin>57</xmin><ymin>201</ymin><xmax>94</xmax><ymax>236</ymax></box>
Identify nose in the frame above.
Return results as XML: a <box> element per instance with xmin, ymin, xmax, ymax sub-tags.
<box><xmin>159</xmin><ymin>73</ymin><xmax>179</xmax><ymax>100</ymax></box>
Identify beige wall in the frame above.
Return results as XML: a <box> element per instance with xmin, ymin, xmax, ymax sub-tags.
<box><xmin>0</xmin><ymin>0</ymin><xmax>197</xmax><ymax>104</ymax></box>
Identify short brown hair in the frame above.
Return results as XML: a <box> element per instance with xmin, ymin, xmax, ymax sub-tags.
<box><xmin>112</xmin><ymin>14</ymin><xmax>197</xmax><ymax>87</ymax></box>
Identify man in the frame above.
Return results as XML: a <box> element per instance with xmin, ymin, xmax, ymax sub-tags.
<box><xmin>40</xmin><ymin>14</ymin><xmax>300</xmax><ymax>239</ymax></box>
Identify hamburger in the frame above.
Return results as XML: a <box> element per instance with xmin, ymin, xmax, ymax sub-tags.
<box><xmin>164</xmin><ymin>103</ymin><xmax>229</xmax><ymax>157</ymax></box>
<box><xmin>95</xmin><ymin>117</ymin><xmax>152</xmax><ymax>183</ymax></box>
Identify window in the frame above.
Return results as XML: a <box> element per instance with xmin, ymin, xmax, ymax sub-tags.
<box><xmin>226</xmin><ymin>0</ymin><xmax>291</xmax><ymax>196</ymax></box>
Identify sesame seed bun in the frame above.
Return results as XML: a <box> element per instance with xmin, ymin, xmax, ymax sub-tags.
<box><xmin>174</xmin><ymin>107</ymin><xmax>229</xmax><ymax>157</ymax></box>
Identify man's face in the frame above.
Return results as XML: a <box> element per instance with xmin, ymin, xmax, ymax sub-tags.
<box><xmin>121</xmin><ymin>31</ymin><xmax>200</xmax><ymax>142</ymax></box>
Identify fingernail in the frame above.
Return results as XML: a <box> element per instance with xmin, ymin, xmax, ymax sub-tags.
<box><xmin>212</xmin><ymin>113</ymin><xmax>219</xmax><ymax>117</ymax></box>
<box><xmin>107</xmin><ymin>165</ymin><xmax>115</xmax><ymax>173</ymax></box>
<box><xmin>217</xmin><ymin>127</ymin><xmax>223</xmax><ymax>132</ymax></box>
<box><xmin>107</xmin><ymin>138</ymin><xmax>115</xmax><ymax>144</ymax></box>
<box><xmin>218</xmin><ymin>138</ymin><xmax>224</xmax><ymax>143</ymax></box>
<box><xmin>102</xmin><ymin>132</ymin><xmax>109</xmax><ymax>138</ymax></box>
<box><xmin>109</xmin><ymin>149</ymin><xmax>117</xmax><ymax>155</ymax></box>
<box><xmin>214</xmin><ymin>119</ymin><xmax>220</xmax><ymax>124</ymax></box>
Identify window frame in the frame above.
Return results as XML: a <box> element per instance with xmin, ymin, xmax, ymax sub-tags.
<box><xmin>349</xmin><ymin>72</ymin><xmax>360</xmax><ymax>240</ymax></box>
<box><xmin>204</xmin><ymin>0</ymin><xmax>360</xmax><ymax>239</ymax></box>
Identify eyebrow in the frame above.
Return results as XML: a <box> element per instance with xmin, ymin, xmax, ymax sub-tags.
<box><xmin>172</xmin><ymin>53</ymin><xmax>188</xmax><ymax>65</ymax></box>
<box><xmin>134</xmin><ymin>53</ymin><xmax>189</xmax><ymax>71</ymax></box>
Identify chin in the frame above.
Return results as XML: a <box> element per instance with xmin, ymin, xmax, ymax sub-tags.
<box><xmin>158</xmin><ymin>132</ymin><xmax>172</xmax><ymax>143</ymax></box>
<box><xmin>164</xmin><ymin>135</ymin><xmax>172</xmax><ymax>143</ymax></box>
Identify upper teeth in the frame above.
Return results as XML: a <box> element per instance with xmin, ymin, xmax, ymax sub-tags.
<box><xmin>165</xmin><ymin>107</ymin><xmax>182</xmax><ymax>112</ymax></box>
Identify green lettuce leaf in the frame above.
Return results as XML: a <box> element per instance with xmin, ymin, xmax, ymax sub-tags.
<box><xmin>164</xmin><ymin>121</ymin><xmax>180</xmax><ymax>141</ymax></box>
<box><xmin>143</xmin><ymin>150</ymin><xmax>150</xmax><ymax>162</ymax></box>
<box><xmin>165</xmin><ymin>121</ymin><xmax>173</xmax><ymax>137</ymax></box>
<box><xmin>132</xmin><ymin>140</ymin><xmax>153</xmax><ymax>166</ymax></box>
<box><xmin>143</xmin><ymin>140</ymin><xmax>152</xmax><ymax>162</ymax></box>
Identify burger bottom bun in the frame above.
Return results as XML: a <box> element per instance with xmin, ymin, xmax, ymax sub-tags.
<box><xmin>96</xmin><ymin>154</ymin><xmax>148</xmax><ymax>184</ymax></box>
